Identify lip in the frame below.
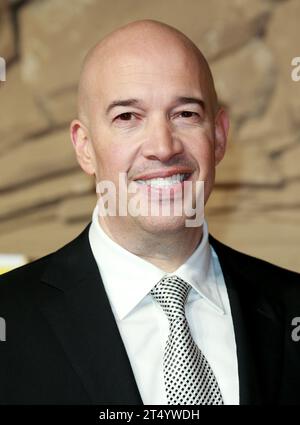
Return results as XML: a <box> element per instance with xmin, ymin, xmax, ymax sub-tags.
<box><xmin>132</xmin><ymin>171</ymin><xmax>194</xmax><ymax>200</ymax></box>
<box><xmin>133</xmin><ymin>167</ymin><xmax>193</xmax><ymax>181</ymax></box>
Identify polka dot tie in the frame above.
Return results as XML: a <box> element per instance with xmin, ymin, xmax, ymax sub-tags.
<box><xmin>150</xmin><ymin>275</ymin><xmax>224</xmax><ymax>405</ymax></box>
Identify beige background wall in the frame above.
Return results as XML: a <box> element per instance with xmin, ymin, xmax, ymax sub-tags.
<box><xmin>0</xmin><ymin>0</ymin><xmax>299</xmax><ymax>272</ymax></box>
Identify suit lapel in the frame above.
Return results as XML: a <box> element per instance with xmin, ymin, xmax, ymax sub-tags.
<box><xmin>209</xmin><ymin>234</ymin><xmax>284</xmax><ymax>405</ymax></box>
<box><xmin>39</xmin><ymin>223</ymin><xmax>143</xmax><ymax>404</ymax></box>
<box><xmin>215</xmin><ymin>258</ymin><xmax>261</xmax><ymax>404</ymax></box>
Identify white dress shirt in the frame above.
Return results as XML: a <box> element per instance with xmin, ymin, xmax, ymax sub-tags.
<box><xmin>89</xmin><ymin>204</ymin><xmax>239</xmax><ymax>405</ymax></box>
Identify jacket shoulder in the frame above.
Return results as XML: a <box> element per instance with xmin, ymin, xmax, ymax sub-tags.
<box><xmin>209</xmin><ymin>234</ymin><xmax>300</xmax><ymax>292</ymax></box>
<box><xmin>0</xmin><ymin>223</ymin><xmax>91</xmax><ymax>299</ymax></box>
<box><xmin>0</xmin><ymin>252</ymin><xmax>56</xmax><ymax>324</ymax></box>
<box><xmin>0</xmin><ymin>253</ymin><xmax>53</xmax><ymax>289</ymax></box>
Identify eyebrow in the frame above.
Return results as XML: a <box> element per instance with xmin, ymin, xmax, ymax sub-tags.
<box><xmin>175</xmin><ymin>96</ymin><xmax>205</xmax><ymax>111</ymax></box>
<box><xmin>105</xmin><ymin>96</ymin><xmax>205</xmax><ymax>115</ymax></box>
<box><xmin>105</xmin><ymin>98</ymin><xmax>140</xmax><ymax>115</ymax></box>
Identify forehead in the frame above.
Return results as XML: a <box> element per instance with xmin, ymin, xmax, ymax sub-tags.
<box><xmin>92</xmin><ymin>45</ymin><xmax>204</xmax><ymax>102</ymax></box>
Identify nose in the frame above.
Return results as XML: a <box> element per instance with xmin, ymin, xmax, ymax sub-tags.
<box><xmin>141</xmin><ymin>115</ymin><xmax>184</xmax><ymax>162</ymax></box>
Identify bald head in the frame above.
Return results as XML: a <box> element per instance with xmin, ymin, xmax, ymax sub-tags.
<box><xmin>77</xmin><ymin>19</ymin><xmax>219</xmax><ymax>124</ymax></box>
<box><xmin>70</xmin><ymin>19</ymin><xmax>229</xmax><ymax>248</ymax></box>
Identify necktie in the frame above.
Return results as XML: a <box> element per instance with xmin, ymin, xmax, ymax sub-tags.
<box><xmin>150</xmin><ymin>275</ymin><xmax>224</xmax><ymax>405</ymax></box>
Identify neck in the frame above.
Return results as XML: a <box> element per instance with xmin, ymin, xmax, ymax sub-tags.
<box><xmin>98</xmin><ymin>216</ymin><xmax>203</xmax><ymax>272</ymax></box>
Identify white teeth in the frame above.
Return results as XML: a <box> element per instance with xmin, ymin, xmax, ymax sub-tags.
<box><xmin>136</xmin><ymin>173</ymin><xmax>189</xmax><ymax>187</ymax></box>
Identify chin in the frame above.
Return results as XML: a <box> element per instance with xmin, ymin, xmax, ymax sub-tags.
<box><xmin>136</xmin><ymin>215</ymin><xmax>188</xmax><ymax>235</ymax></box>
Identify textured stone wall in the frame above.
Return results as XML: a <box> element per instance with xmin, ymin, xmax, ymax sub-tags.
<box><xmin>0</xmin><ymin>0</ymin><xmax>299</xmax><ymax>272</ymax></box>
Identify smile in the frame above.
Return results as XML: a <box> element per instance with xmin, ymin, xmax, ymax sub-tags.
<box><xmin>135</xmin><ymin>173</ymin><xmax>191</xmax><ymax>188</ymax></box>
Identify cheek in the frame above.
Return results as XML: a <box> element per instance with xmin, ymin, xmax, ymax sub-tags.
<box><xmin>190</xmin><ymin>139</ymin><xmax>215</xmax><ymax>178</ymax></box>
<box><xmin>93</xmin><ymin>143</ymin><xmax>135</xmax><ymax>180</ymax></box>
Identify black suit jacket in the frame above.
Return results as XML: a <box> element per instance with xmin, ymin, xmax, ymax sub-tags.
<box><xmin>0</xmin><ymin>223</ymin><xmax>300</xmax><ymax>405</ymax></box>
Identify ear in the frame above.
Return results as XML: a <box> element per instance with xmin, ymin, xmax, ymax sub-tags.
<box><xmin>70</xmin><ymin>119</ymin><xmax>96</xmax><ymax>175</ymax></box>
<box><xmin>214</xmin><ymin>108</ymin><xmax>230</xmax><ymax>166</ymax></box>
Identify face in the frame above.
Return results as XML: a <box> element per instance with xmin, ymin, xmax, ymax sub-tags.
<box><xmin>71</xmin><ymin>39</ymin><xmax>229</xmax><ymax>237</ymax></box>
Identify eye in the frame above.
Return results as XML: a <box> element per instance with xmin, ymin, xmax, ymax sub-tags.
<box><xmin>178</xmin><ymin>111</ymin><xmax>199</xmax><ymax>118</ymax></box>
<box><xmin>115</xmin><ymin>112</ymin><xmax>134</xmax><ymax>121</ymax></box>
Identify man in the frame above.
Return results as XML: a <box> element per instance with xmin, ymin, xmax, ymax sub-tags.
<box><xmin>0</xmin><ymin>19</ymin><xmax>300</xmax><ymax>405</ymax></box>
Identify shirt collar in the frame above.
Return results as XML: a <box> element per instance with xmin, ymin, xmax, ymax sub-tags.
<box><xmin>89</xmin><ymin>204</ymin><xmax>224</xmax><ymax>320</ymax></box>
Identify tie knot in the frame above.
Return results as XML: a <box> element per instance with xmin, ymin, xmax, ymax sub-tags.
<box><xmin>150</xmin><ymin>275</ymin><xmax>191</xmax><ymax>322</ymax></box>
